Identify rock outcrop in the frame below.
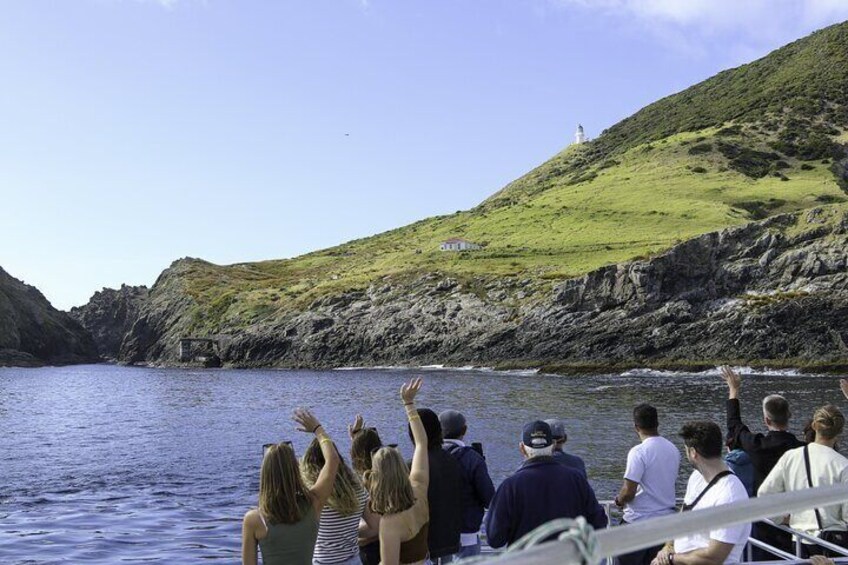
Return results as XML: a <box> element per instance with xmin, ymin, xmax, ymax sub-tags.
<box><xmin>0</xmin><ymin>267</ymin><xmax>99</xmax><ymax>366</ymax></box>
<box><xmin>91</xmin><ymin>206</ymin><xmax>848</xmax><ymax>370</ymax></box>
<box><xmin>70</xmin><ymin>285</ymin><xmax>149</xmax><ymax>360</ymax></box>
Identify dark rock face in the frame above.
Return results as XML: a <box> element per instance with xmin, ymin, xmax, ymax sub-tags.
<box><xmin>104</xmin><ymin>208</ymin><xmax>848</xmax><ymax>369</ymax></box>
<box><xmin>0</xmin><ymin>267</ymin><xmax>99</xmax><ymax>366</ymax></box>
<box><xmin>69</xmin><ymin>285</ymin><xmax>149</xmax><ymax>360</ymax></box>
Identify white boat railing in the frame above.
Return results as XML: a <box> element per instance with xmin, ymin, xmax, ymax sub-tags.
<box><xmin>473</xmin><ymin>484</ymin><xmax>848</xmax><ymax>564</ymax></box>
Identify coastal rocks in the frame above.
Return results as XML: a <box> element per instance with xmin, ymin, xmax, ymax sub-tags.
<box><xmin>70</xmin><ymin>284</ymin><xmax>148</xmax><ymax>359</ymax></box>
<box><xmin>0</xmin><ymin>266</ymin><xmax>99</xmax><ymax>366</ymax></box>
<box><xmin>80</xmin><ymin>208</ymin><xmax>848</xmax><ymax>370</ymax></box>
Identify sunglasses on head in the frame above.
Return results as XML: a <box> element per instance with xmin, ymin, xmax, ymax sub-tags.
<box><xmin>263</xmin><ymin>441</ymin><xmax>293</xmax><ymax>455</ymax></box>
<box><xmin>371</xmin><ymin>443</ymin><xmax>398</xmax><ymax>455</ymax></box>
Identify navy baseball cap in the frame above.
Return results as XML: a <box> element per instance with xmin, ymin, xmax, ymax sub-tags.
<box><xmin>522</xmin><ymin>420</ymin><xmax>553</xmax><ymax>448</ymax></box>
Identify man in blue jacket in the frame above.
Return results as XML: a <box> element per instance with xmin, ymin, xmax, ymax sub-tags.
<box><xmin>440</xmin><ymin>409</ymin><xmax>496</xmax><ymax>558</ymax></box>
<box><xmin>485</xmin><ymin>420</ymin><xmax>608</xmax><ymax>548</ymax></box>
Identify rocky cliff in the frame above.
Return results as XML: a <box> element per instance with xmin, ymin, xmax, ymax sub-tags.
<box><xmin>69</xmin><ymin>285</ymin><xmax>149</xmax><ymax>360</ymax></box>
<box><xmin>96</xmin><ymin>205</ymin><xmax>847</xmax><ymax>370</ymax></box>
<box><xmin>0</xmin><ymin>267</ymin><xmax>99</xmax><ymax>366</ymax></box>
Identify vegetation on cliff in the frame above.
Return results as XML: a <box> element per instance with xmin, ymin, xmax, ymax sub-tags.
<box><xmin>78</xmin><ymin>22</ymin><xmax>848</xmax><ymax>366</ymax></box>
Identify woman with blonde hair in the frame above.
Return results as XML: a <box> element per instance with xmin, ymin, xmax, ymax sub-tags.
<box><xmin>368</xmin><ymin>377</ymin><xmax>429</xmax><ymax>565</ymax></box>
<box><xmin>301</xmin><ymin>436</ymin><xmax>380</xmax><ymax>565</ymax></box>
<box><xmin>759</xmin><ymin>404</ymin><xmax>848</xmax><ymax>557</ymax></box>
<box><xmin>241</xmin><ymin>408</ymin><xmax>340</xmax><ymax>565</ymax></box>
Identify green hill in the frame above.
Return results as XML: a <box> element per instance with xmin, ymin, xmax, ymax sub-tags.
<box><xmin>177</xmin><ymin>21</ymin><xmax>848</xmax><ymax>335</ymax></box>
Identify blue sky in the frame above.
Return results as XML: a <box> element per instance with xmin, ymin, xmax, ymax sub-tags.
<box><xmin>2</xmin><ymin>0</ymin><xmax>848</xmax><ymax>310</ymax></box>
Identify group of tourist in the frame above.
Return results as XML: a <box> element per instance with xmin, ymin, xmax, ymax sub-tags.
<box><xmin>240</xmin><ymin>371</ymin><xmax>848</xmax><ymax>565</ymax></box>
<box><xmin>616</xmin><ymin>368</ymin><xmax>848</xmax><ymax>565</ymax></box>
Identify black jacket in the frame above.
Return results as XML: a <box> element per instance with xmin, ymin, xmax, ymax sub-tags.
<box><xmin>443</xmin><ymin>441</ymin><xmax>496</xmax><ymax>534</ymax></box>
<box><xmin>410</xmin><ymin>448</ymin><xmax>462</xmax><ymax>557</ymax></box>
<box><xmin>726</xmin><ymin>398</ymin><xmax>804</xmax><ymax>492</ymax></box>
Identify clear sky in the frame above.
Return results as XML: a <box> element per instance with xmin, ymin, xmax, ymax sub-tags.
<box><xmin>2</xmin><ymin>0</ymin><xmax>848</xmax><ymax>310</ymax></box>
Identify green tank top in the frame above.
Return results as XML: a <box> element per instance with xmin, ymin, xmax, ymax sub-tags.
<box><xmin>258</xmin><ymin>505</ymin><xmax>318</xmax><ymax>565</ymax></box>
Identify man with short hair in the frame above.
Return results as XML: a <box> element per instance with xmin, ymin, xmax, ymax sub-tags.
<box><xmin>439</xmin><ymin>409</ymin><xmax>496</xmax><ymax>559</ymax></box>
<box><xmin>484</xmin><ymin>420</ymin><xmax>607</xmax><ymax>548</ymax></box>
<box><xmin>544</xmin><ymin>418</ymin><xmax>587</xmax><ymax>478</ymax></box>
<box><xmin>651</xmin><ymin>421</ymin><xmax>751</xmax><ymax>565</ymax></box>
<box><xmin>722</xmin><ymin>366</ymin><xmax>803</xmax><ymax>558</ymax></box>
<box><xmin>616</xmin><ymin>404</ymin><xmax>681</xmax><ymax>565</ymax></box>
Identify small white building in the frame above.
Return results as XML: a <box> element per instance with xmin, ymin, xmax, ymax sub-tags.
<box><xmin>574</xmin><ymin>124</ymin><xmax>587</xmax><ymax>145</ymax></box>
<box><xmin>439</xmin><ymin>238</ymin><xmax>482</xmax><ymax>252</ymax></box>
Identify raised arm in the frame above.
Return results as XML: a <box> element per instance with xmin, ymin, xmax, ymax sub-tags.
<box><xmin>401</xmin><ymin>378</ymin><xmax>428</xmax><ymax>488</ymax></box>
<box><xmin>721</xmin><ymin>366</ymin><xmax>741</xmax><ymax>401</ymax></box>
<box><xmin>293</xmin><ymin>408</ymin><xmax>340</xmax><ymax>512</ymax></box>
<box><xmin>722</xmin><ymin>367</ymin><xmax>749</xmax><ymax>436</ymax></box>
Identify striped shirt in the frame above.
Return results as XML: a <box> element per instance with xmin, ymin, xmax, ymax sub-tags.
<box><xmin>313</xmin><ymin>487</ymin><xmax>369</xmax><ymax>564</ymax></box>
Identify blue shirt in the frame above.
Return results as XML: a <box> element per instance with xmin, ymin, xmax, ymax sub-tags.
<box><xmin>484</xmin><ymin>456</ymin><xmax>607</xmax><ymax>548</ymax></box>
<box><xmin>724</xmin><ymin>449</ymin><xmax>755</xmax><ymax>497</ymax></box>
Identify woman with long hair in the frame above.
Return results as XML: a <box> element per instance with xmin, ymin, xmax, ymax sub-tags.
<box><xmin>349</xmin><ymin>416</ymin><xmax>384</xmax><ymax>565</ymax></box>
<box><xmin>368</xmin><ymin>378</ymin><xmax>429</xmax><ymax>565</ymax></box>
<box><xmin>241</xmin><ymin>408</ymin><xmax>340</xmax><ymax>565</ymax></box>
<box><xmin>301</xmin><ymin>437</ymin><xmax>379</xmax><ymax>565</ymax></box>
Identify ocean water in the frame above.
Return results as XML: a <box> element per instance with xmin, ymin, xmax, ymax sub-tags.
<box><xmin>0</xmin><ymin>364</ymin><xmax>843</xmax><ymax>563</ymax></box>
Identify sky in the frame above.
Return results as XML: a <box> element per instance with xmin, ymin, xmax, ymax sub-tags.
<box><xmin>2</xmin><ymin>1</ymin><xmax>848</xmax><ymax>310</ymax></box>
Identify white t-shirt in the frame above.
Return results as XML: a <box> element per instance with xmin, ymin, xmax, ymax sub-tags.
<box><xmin>674</xmin><ymin>471</ymin><xmax>751</xmax><ymax>564</ymax></box>
<box><xmin>623</xmin><ymin>435</ymin><xmax>681</xmax><ymax>522</ymax></box>
<box><xmin>758</xmin><ymin>443</ymin><xmax>848</xmax><ymax>535</ymax></box>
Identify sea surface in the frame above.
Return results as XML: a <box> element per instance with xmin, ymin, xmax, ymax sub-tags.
<box><xmin>1</xmin><ymin>364</ymin><xmax>844</xmax><ymax>563</ymax></box>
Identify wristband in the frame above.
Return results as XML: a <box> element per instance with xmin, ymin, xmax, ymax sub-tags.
<box><xmin>408</xmin><ymin>414</ymin><xmax>421</xmax><ymax>421</ymax></box>
<box><xmin>319</xmin><ymin>437</ymin><xmax>333</xmax><ymax>446</ymax></box>
<box><xmin>403</xmin><ymin>402</ymin><xmax>414</xmax><ymax>406</ymax></box>
<box><xmin>312</xmin><ymin>424</ymin><xmax>323</xmax><ymax>434</ymax></box>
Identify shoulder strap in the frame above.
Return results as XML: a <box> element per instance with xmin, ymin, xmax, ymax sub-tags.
<box><xmin>804</xmin><ymin>445</ymin><xmax>825</xmax><ymax>531</ymax></box>
<box><xmin>683</xmin><ymin>470</ymin><xmax>734</xmax><ymax>512</ymax></box>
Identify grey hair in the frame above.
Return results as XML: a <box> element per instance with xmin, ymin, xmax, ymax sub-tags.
<box><xmin>762</xmin><ymin>394</ymin><xmax>790</xmax><ymax>427</ymax></box>
<box><xmin>522</xmin><ymin>443</ymin><xmax>554</xmax><ymax>459</ymax></box>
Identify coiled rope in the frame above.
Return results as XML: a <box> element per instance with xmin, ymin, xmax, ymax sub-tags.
<box><xmin>458</xmin><ymin>516</ymin><xmax>599</xmax><ymax>564</ymax></box>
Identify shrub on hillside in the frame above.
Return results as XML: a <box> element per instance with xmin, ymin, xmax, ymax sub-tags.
<box><xmin>717</xmin><ymin>141</ymin><xmax>780</xmax><ymax>178</ymax></box>
<box><xmin>687</xmin><ymin>143</ymin><xmax>713</xmax><ymax>155</ymax></box>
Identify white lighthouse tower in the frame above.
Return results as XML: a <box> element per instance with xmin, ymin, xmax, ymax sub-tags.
<box><xmin>574</xmin><ymin>124</ymin><xmax>587</xmax><ymax>145</ymax></box>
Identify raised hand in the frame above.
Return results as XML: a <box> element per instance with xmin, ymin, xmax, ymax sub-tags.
<box><xmin>809</xmin><ymin>555</ymin><xmax>835</xmax><ymax>565</ymax></box>
<box><xmin>400</xmin><ymin>377</ymin><xmax>423</xmax><ymax>404</ymax></box>
<box><xmin>840</xmin><ymin>379</ymin><xmax>848</xmax><ymax>401</ymax></box>
<box><xmin>721</xmin><ymin>366</ymin><xmax>742</xmax><ymax>398</ymax></box>
<box><xmin>348</xmin><ymin>414</ymin><xmax>364</xmax><ymax>439</ymax></box>
<box><xmin>293</xmin><ymin>407</ymin><xmax>322</xmax><ymax>434</ymax></box>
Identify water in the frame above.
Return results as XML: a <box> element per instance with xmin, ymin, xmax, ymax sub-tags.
<box><xmin>1</xmin><ymin>364</ymin><xmax>843</xmax><ymax>563</ymax></box>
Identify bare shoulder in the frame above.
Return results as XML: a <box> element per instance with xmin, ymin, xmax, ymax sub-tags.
<box><xmin>243</xmin><ymin>508</ymin><xmax>262</xmax><ymax>529</ymax></box>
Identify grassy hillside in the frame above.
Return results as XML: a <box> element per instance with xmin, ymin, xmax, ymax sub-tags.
<box><xmin>173</xmin><ymin>22</ymin><xmax>848</xmax><ymax>335</ymax></box>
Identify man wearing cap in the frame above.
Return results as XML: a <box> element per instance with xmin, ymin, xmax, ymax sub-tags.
<box><xmin>484</xmin><ymin>420</ymin><xmax>608</xmax><ymax>548</ymax></box>
<box><xmin>440</xmin><ymin>409</ymin><xmax>496</xmax><ymax>558</ymax></box>
<box><xmin>545</xmin><ymin>418</ymin><xmax>587</xmax><ymax>479</ymax></box>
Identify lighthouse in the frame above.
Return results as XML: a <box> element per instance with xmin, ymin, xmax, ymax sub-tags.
<box><xmin>574</xmin><ymin>124</ymin><xmax>587</xmax><ymax>145</ymax></box>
